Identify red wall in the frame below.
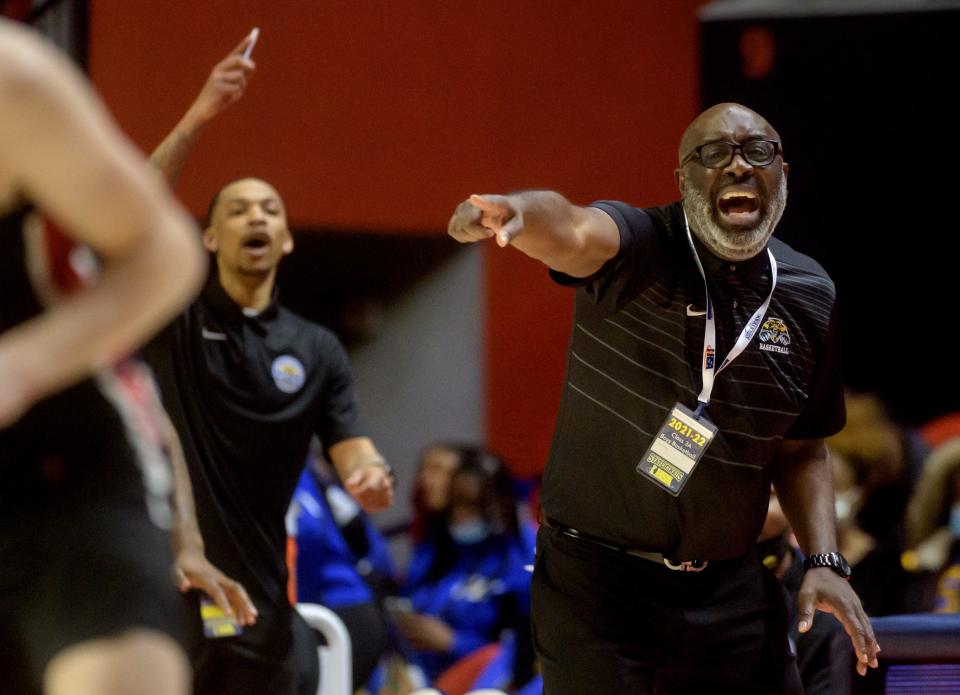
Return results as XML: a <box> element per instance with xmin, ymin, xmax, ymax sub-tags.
<box><xmin>89</xmin><ymin>1</ymin><xmax>703</xmax><ymax>477</ymax></box>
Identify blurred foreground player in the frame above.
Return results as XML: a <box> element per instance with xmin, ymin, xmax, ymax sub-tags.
<box><xmin>0</xmin><ymin>18</ymin><xmax>205</xmax><ymax>695</ymax></box>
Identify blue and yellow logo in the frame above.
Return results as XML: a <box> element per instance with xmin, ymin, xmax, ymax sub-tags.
<box><xmin>271</xmin><ymin>355</ymin><xmax>306</xmax><ymax>393</ymax></box>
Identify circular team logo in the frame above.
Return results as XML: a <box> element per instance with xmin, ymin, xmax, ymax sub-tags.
<box><xmin>271</xmin><ymin>355</ymin><xmax>306</xmax><ymax>393</ymax></box>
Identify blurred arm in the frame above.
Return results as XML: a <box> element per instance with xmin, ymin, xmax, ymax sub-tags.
<box><xmin>328</xmin><ymin>436</ymin><xmax>394</xmax><ymax>513</ymax></box>
<box><xmin>0</xmin><ymin>22</ymin><xmax>204</xmax><ymax>426</ymax></box>
<box><xmin>162</xmin><ymin>406</ymin><xmax>258</xmax><ymax>625</ymax></box>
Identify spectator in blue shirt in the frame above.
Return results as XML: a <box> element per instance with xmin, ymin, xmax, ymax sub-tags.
<box><xmin>292</xmin><ymin>456</ymin><xmax>395</xmax><ymax>687</ymax></box>
<box><xmin>395</xmin><ymin>446</ymin><xmax>534</xmax><ymax>684</ymax></box>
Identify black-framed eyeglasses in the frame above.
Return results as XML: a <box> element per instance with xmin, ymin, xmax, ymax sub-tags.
<box><xmin>680</xmin><ymin>138</ymin><xmax>782</xmax><ymax>169</ymax></box>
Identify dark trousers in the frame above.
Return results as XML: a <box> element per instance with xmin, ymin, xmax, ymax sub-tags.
<box><xmin>191</xmin><ymin>606</ymin><xmax>318</xmax><ymax>695</ymax></box>
<box><xmin>1</xmin><ymin>495</ymin><xmax>184</xmax><ymax>695</ymax></box>
<box><xmin>531</xmin><ymin>525</ymin><xmax>803</xmax><ymax>695</ymax></box>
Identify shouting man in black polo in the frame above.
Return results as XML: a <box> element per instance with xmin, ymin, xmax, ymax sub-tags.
<box><xmin>448</xmin><ymin>103</ymin><xmax>878</xmax><ymax>694</ymax></box>
<box><xmin>141</xmin><ymin>35</ymin><xmax>394</xmax><ymax>695</ymax></box>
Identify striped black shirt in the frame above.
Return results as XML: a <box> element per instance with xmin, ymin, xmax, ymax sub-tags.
<box><xmin>540</xmin><ymin>200</ymin><xmax>844</xmax><ymax>560</ymax></box>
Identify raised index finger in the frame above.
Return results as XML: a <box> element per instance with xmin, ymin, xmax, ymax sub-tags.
<box><xmin>232</xmin><ymin>28</ymin><xmax>258</xmax><ymax>56</ymax></box>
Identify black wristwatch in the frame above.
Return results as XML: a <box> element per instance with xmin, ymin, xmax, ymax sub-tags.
<box><xmin>802</xmin><ymin>552</ymin><xmax>852</xmax><ymax>579</ymax></box>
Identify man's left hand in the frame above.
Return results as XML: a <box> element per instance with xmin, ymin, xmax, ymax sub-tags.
<box><xmin>345</xmin><ymin>465</ymin><xmax>394</xmax><ymax>513</ymax></box>
<box><xmin>797</xmin><ymin>568</ymin><xmax>879</xmax><ymax>676</ymax></box>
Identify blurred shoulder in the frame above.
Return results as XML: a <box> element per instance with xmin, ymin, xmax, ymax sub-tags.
<box><xmin>0</xmin><ymin>21</ymin><xmax>59</xmax><ymax>90</ymax></box>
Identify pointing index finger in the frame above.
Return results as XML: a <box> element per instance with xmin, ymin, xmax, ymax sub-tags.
<box><xmin>469</xmin><ymin>194</ymin><xmax>502</xmax><ymax>213</ymax></box>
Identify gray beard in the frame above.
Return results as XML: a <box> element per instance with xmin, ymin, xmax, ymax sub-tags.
<box><xmin>683</xmin><ymin>176</ymin><xmax>787</xmax><ymax>261</ymax></box>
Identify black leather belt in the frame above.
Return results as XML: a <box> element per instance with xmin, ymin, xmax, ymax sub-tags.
<box><xmin>541</xmin><ymin>514</ymin><xmax>709</xmax><ymax>572</ymax></box>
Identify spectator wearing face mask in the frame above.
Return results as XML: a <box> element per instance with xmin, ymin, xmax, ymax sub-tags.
<box><xmin>392</xmin><ymin>446</ymin><xmax>534</xmax><ymax>684</ymax></box>
<box><xmin>408</xmin><ymin>443</ymin><xmax>465</xmax><ymax>543</ymax></box>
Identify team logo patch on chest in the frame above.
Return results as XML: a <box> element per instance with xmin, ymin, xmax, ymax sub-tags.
<box><xmin>758</xmin><ymin>317</ymin><xmax>791</xmax><ymax>354</ymax></box>
<box><xmin>271</xmin><ymin>355</ymin><xmax>306</xmax><ymax>393</ymax></box>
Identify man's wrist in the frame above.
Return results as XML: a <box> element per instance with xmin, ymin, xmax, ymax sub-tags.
<box><xmin>368</xmin><ymin>459</ymin><xmax>394</xmax><ymax>480</ymax></box>
<box><xmin>171</xmin><ymin>527</ymin><xmax>205</xmax><ymax>555</ymax></box>
<box><xmin>346</xmin><ymin>457</ymin><xmax>392</xmax><ymax>479</ymax></box>
<box><xmin>802</xmin><ymin>551</ymin><xmax>851</xmax><ymax>579</ymax></box>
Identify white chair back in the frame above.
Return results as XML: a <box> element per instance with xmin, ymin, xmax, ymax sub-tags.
<box><xmin>297</xmin><ymin>602</ymin><xmax>352</xmax><ymax>695</ymax></box>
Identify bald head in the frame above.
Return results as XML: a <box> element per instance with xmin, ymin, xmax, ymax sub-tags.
<box><xmin>678</xmin><ymin>103</ymin><xmax>781</xmax><ymax>165</ymax></box>
<box><xmin>675</xmin><ymin>103</ymin><xmax>788</xmax><ymax>261</ymax></box>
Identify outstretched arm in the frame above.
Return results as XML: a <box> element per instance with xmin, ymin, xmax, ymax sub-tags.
<box><xmin>149</xmin><ymin>30</ymin><xmax>257</xmax><ymax>186</ymax></box>
<box><xmin>447</xmin><ymin>191</ymin><xmax>620</xmax><ymax>277</ymax></box>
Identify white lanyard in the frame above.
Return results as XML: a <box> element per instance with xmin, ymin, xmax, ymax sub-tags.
<box><xmin>683</xmin><ymin>212</ymin><xmax>777</xmax><ymax>417</ymax></box>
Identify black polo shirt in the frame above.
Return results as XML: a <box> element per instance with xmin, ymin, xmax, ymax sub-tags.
<box><xmin>143</xmin><ymin>277</ymin><xmax>364</xmax><ymax>643</ymax></box>
<box><xmin>541</xmin><ymin>200</ymin><xmax>844</xmax><ymax>560</ymax></box>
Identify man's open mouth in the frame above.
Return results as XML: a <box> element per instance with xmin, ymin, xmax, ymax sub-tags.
<box><xmin>716</xmin><ymin>190</ymin><xmax>761</xmax><ymax>227</ymax></box>
<box><xmin>241</xmin><ymin>232</ymin><xmax>271</xmax><ymax>251</ymax></box>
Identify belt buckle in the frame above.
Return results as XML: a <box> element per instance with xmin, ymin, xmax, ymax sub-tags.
<box><xmin>663</xmin><ymin>559</ymin><xmax>709</xmax><ymax>572</ymax></box>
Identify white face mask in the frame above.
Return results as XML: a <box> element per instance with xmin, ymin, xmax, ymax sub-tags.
<box><xmin>448</xmin><ymin>519</ymin><xmax>490</xmax><ymax>545</ymax></box>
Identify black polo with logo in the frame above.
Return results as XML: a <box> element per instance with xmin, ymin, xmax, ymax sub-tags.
<box><xmin>541</xmin><ymin>200</ymin><xmax>844</xmax><ymax>560</ymax></box>
<box><xmin>143</xmin><ymin>277</ymin><xmax>364</xmax><ymax>650</ymax></box>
